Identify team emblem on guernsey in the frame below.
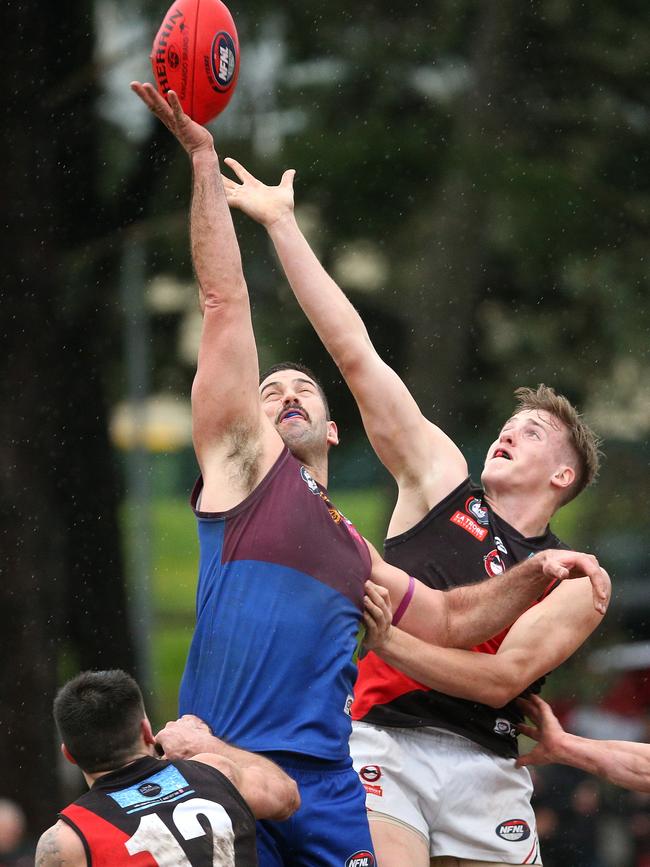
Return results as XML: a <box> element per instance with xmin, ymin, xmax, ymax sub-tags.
<box><xmin>465</xmin><ymin>496</ymin><xmax>489</xmax><ymax>525</ymax></box>
<box><xmin>496</xmin><ymin>819</ymin><xmax>531</xmax><ymax>842</ymax></box>
<box><xmin>300</xmin><ymin>466</ymin><xmax>320</xmax><ymax>494</ymax></box>
<box><xmin>345</xmin><ymin>851</ymin><xmax>375</xmax><ymax>867</ymax></box>
<box><xmin>484</xmin><ymin>549</ymin><xmax>505</xmax><ymax>576</ymax></box>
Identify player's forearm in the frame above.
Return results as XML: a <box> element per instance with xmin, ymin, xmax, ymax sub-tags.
<box><xmin>267</xmin><ymin>212</ymin><xmax>373</xmax><ymax>366</ymax></box>
<box><xmin>444</xmin><ymin>556</ymin><xmax>550</xmax><ymax>648</ymax></box>
<box><xmin>375</xmin><ymin>628</ymin><xmax>515</xmax><ymax>707</ymax></box>
<box><xmin>553</xmin><ymin>734</ymin><xmax>650</xmax><ymax>792</ymax></box>
<box><xmin>191</xmin><ymin>150</ymin><xmax>247</xmax><ymax>310</ymax></box>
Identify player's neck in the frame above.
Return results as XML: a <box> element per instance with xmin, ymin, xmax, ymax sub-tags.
<box><xmin>484</xmin><ymin>487</ymin><xmax>555</xmax><ymax>539</ymax></box>
<box><xmin>84</xmin><ymin>747</ymin><xmax>157</xmax><ymax>788</ymax></box>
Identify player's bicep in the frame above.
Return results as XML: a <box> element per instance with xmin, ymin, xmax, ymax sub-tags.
<box><xmin>191</xmin><ymin>297</ymin><xmax>267</xmax><ymax>458</ymax></box>
<box><xmin>36</xmin><ymin>821</ymin><xmax>86</xmax><ymax>867</ymax></box>
<box><xmin>496</xmin><ymin>577</ymin><xmax>603</xmax><ymax>690</ymax></box>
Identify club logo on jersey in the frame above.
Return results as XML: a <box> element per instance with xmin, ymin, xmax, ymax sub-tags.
<box><xmin>450</xmin><ymin>510</ymin><xmax>488</xmax><ymax>541</ymax></box>
<box><xmin>465</xmin><ymin>496</ymin><xmax>489</xmax><ymax>525</ymax></box>
<box><xmin>496</xmin><ymin>819</ymin><xmax>531</xmax><ymax>842</ymax></box>
<box><xmin>138</xmin><ymin>782</ymin><xmax>162</xmax><ymax>797</ymax></box>
<box><xmin>300</xmin><ymin>466</ymin><xmax>320</xmax><ymax>494</ymax></box>
<box><xmin>484</xmin><ymin>549</ymin><xmax>506</xmax><ymax>576</ymax></box>
<box><xmin>494</xmin><ymin>535</ymin><xmax>508</xmax><ymax>555</ymax></box>
<box><xmin>360</xmin><ymin>765</ymin><xmax>382</xmax><ymax>783</ymax></box>
<box><xmin>345</xmin><ymin>851</ymin><xmax>375</xmax><ymax>867</ymax></box>
<box><xmin>494</xmin><ymin>717</ymin><xmax>517</xmax><ymax>738</ymax></box>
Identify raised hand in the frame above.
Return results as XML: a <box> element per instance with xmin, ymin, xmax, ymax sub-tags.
<box><xmin>221</xmin><ymin>158</ymin><xmax>295</xmax><ymax>228</ymax></box>
<box><xmin>536</xmin><ymin>549</ymin><xmax>610</xmax><ymax>615</ymax></box>
<box><xmin>130</xmin><ymin>82</ymin><xmax>214</xmax><ymax>157</ymax></box>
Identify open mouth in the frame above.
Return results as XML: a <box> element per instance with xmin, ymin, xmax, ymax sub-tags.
<box><xmin>493</xmin><ymin>448</ymin><xmax>512</xmax><ymax>460</ymax></box>
<box><xmin>279</xmin><ymin>408</ymin><xmax>308</xmax><ymax>423</ymax></box>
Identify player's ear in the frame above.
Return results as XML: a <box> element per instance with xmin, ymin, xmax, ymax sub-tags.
<box><xmin>551</xmin><ymin>464</ymin><xmax>575</xmax><ymax>491</ymax></box>
<box><xmin>61</xmin><ymin>744</ymin><xmax>77</xmax><ymax>765</ymax></box>
<box><xmin>141</xmin><ymin>718</ymin><xmax>156</xmax><ymax>746</ymax></box>
<box><xmin>326</xmin><ymin>420</ymin><xmax>339</xmax><ymax>447</ymax></box>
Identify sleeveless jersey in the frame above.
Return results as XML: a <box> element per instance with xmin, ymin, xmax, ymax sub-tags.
<box><xmin>352</xmin><ymin>478</ymin><xmax>567</xmax><ymax>758</ymax></box>
<box><xmin>179</xmin><ymin>447</ymin><xmax>372</xmax><ymax>761</ymax></box>
<box><xmin>58</xmin><ymin>756</ymin><xmax>257</xmax><ymax>866</ymax></box>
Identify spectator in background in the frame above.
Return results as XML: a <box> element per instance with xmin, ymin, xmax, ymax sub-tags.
<box><xmin>0</xmin><ymin>799</ymin><xmax>34</xmax><ymax>867</ymax></box>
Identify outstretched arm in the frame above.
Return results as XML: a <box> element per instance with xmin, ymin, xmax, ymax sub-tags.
<box><xmin>130</xmin><ymin>85</ymin><xmax>281</xmax><ymax>510</ymax></box>
<box><xmin>368</xmin><ymin>546</ymin><xmax>609</xmax><ymax>650</ymax></box>
<box><xmin>221</xmin><ymin>161</ymin><xmax>467</xmax><ymax>517</ymax></box>
<box><xmin>368</xmin><ymin>574</ymin><xmax>604</xmax><ymax>708</ymax></box>
<box><xmin>156</xmin><ymin>715</ymin><xmax>300</xmax><ymax>820</ymax></box>
<box><xmin>516</xmin><ymin>695</ymin><xmax>650</xmax><ymax>793</ymax></box>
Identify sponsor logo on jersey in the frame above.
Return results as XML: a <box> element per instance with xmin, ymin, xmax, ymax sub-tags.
<box><xmin>345</xmin><ymin>851</ymin><xmax>375</xmax><ymax>867</ymax></box>
<box><xmin>495</xmin><ymin>819</ymin><xmax>531</xmax><ymax>842</ymax></box>
<box><xmin>493</xmin><ymin>717</ymin><xmax>517</xmax><ymax>738</ymax></box>
<box><xmin>109</xmin><ymin>765</ymin><xmax>195</xmax><ymax>814</ymax></box>
<box><xmin>484</xmin><ymin>549</ymin><xmax>505</xmax><ymax>576</ymax></box>
<box><xmin>450</xmin><ymin>510</ymin><xmax>488</xmax><ymax>541</ymax></box>
<box><xmin>138</xmin><ymin>782</ymin><xmax>162</xmax><ymax>797</ymax></box>
<box><xmin>360</xmin><ymin>765</ymin><xmax>382</xmax><ymax>783</ymax></box>
<box><xmin>465</xmin><ymin>496</ymin><xmax>489</xmax><ymax>525</ymax></box>
<box><xmin>300</xmin><ymin>466</ymin><xmax>320</xmax><ymax>494</ymax></box>
<box><xmin>494</xmin><ymin>534</ymin><xmax>508</xmax><ymax>555</ymax></box>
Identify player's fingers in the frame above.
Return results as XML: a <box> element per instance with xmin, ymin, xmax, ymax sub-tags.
<box><xmin>224</xmin><ymin>157</ymin><xmax>256</xmax><ymax>183</ymax></box>
<box><xmin>166</xmin><ymin>89</ymin><xmax>186</xmax><ymax>122</ymax></box>
<box><xmin>516</xmin><ymin>724</ymin><xmax>539</xmax><ymax>740</ymax></box>
<box><xmin>587</xmin><ymin>566</ymin><xmax>610</xmax><ymax>614</ymax></box>
<box><xmin>280</xmin><ymin>169</ymin><xmax>296</xmax><ymax>188</ymax></box>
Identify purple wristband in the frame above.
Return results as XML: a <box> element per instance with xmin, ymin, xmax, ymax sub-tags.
<box><xmin>392</xmin><ymin>575</ymin><xmax>415</xmax><ymax>626</ymax></box>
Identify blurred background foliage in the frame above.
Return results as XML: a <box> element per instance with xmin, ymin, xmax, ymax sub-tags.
<box><xmin>2</xmin><ymin>0</ymin><xmax>650</xmax><ymax>859</ymax></box>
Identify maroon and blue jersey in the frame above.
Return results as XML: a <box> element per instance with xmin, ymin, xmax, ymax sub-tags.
<box><xmin>179</xmin><ymin>447</ymin><xmax>372</xmax><ymax>762</ymax></box>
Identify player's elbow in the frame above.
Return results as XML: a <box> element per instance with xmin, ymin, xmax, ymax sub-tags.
<box><xmin>264</xmin><ymin>779</ymin><xmax>301</xmax><ymax>821</ymax></box>
<box><xmin>336</xmin><ymin>335</ymin><xmax>377</xmax><ymax>378</ymax></box>
<box><xmin>478</xmin><ymin>670</ymin><xmax>527</xmax><ymax>709</ymax></box>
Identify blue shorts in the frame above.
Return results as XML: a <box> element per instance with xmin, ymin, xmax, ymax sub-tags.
<box><xmin>256</xmin><ymin>753</ymin><xmax>375</xmax><ymax>867</ymax></box>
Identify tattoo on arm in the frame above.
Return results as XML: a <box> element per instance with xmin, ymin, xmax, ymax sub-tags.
<box><xmin>36</xmin><ymin>825</ymin><xmax>73</xmax><ymax>866</ymax></box>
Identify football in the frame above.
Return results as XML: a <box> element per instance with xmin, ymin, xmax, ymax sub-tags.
<box><xmin>151</xmin><ymin>0</ymin><xmax>240</xmax><ymax>124</ymax></box>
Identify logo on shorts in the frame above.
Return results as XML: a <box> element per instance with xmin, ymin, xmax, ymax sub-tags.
<box><xmin>345</xmin><ymin>852</ymin><xmax>375</xmax><ymax>867</ymax></box>
<box><xmin>494</xmin><ymin>717</ymin><xmax>517</xmax><ymax>738</ymax></box>
<box><xmin>484</xmin><ymin>549</ymin><xmax>506</xmax><ymax>576</ymax></box>
<box><xmin>465</xmin><ymin>496</ymin><xmax>489</xmax><ymax>525</ymax></box>
<box><xmin>360</xmin><ymin>765</ymin><xmax>381</xmax><ymax>783</ymax></box>
<box><xmin>496</xmin><ymin>819</ymin><xmax>530</xmax><ymax>842</ymax></box>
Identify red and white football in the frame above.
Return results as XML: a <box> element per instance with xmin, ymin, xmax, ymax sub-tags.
<box><xmin>150</xmin><ymin>0</ymin><xmax>240</xmax><ymax>124</ymax></box>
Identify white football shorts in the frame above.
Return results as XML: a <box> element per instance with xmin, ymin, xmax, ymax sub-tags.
<box><xmin>350</xmin><ymin>721</ymin><xmax>542</xmax><ymax>865</ymax></box>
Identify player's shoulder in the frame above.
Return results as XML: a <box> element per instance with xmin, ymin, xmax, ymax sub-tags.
<box><xmin>36</xmin><ymin>819</ymin><xmax>86</xmax><ymax>867</ymax></box>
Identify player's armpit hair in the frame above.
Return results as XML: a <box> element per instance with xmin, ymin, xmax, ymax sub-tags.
<box><xmin>514</xmin><ymin>384</ymin><xmax>602</xmax><ymax>502</ymax></box>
